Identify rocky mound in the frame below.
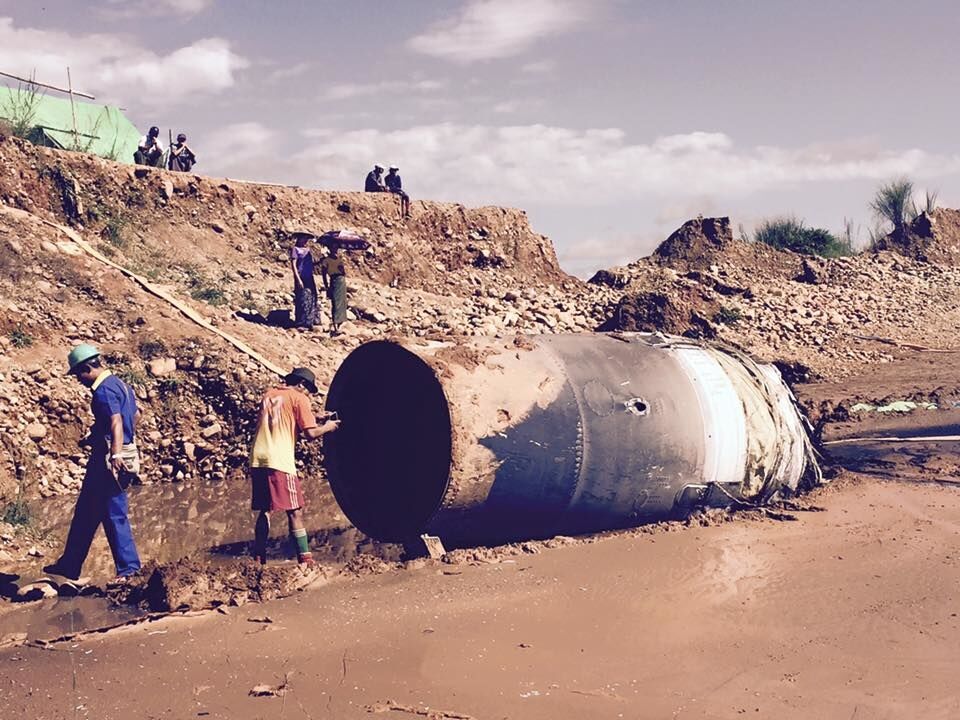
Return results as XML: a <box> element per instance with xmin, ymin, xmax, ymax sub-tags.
<box><xmin>597</xmin><ymin>288</ymin><xmax>720</xmax><ymax>338</ymax></box>
<box><xmin>652</xmin><ymin>215</ymin><xmax>734</xmax><ymax>269</ymax></box>
<box><xmin>589</xmin><ymin>215</ymin><xmax>960</xmax><ymax>380</ymax></box>
<box><xmin>873</xmin><ymin>208</ymin><xmax>960</xmax><ymax>265</ymax></box>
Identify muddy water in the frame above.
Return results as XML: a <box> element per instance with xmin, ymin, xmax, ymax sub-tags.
<box><xmin>36</xmin><ymin>478</ymin><xmax>355</xmax><ymax>579</ymax></box>
<box><xmin>0</xmin><ymin>479</ymin><xmax>380</xmax><ymax>643</ymax></box>
<box><xmin>0</xmin><ymin>595</ymin><xmax>143</xmax><ymax>642</ymax></box>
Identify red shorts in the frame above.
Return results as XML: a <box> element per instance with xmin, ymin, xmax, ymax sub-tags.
<box><xmin>251</xmin><ymin>468</ymin><xmax>304</xmax><ymax>511</ymax></box>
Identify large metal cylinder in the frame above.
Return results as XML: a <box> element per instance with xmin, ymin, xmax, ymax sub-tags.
<box><xmin>323</xmin><ymin>333</ymin><xmax>819</xmax><ymax>545</ymax></box>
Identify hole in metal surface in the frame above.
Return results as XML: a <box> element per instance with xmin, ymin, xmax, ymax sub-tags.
<box><xmin>624</xmin><ymin>397</ymin><xmax>649</xmax><ymax>416</ymax></box>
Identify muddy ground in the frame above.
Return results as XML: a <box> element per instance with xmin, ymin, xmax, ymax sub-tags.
<box><xmin>1</xmin><ymin>475</ymin><xmax>958</xmax><ymax>720</ymax></box>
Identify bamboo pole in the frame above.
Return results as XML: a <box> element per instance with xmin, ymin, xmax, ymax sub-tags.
<box><xmin>66</xmin><ymin>67</ymin><xmax>79</xmax><ymax>150</ymax></box>
<box><xmin>0</xmin><ymin>69</ymin><xmax>95</xmax><ymax>99</ymax></box>
<box><xmin>35</xmin><ymin>125</ymin><xmax>98</xmax><ymax>140</ymax></box>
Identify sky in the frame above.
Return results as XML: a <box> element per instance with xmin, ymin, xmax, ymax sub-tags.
<box><xmin>2</xmin><ymin>0</ymin><xmax>959</xmax><ymax>277</ymax></box>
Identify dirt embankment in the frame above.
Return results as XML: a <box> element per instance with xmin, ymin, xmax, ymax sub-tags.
<box><xmin>0</xmin><ymin>134</ymin><xmax>568</xmax><ymax>295</ymax></box>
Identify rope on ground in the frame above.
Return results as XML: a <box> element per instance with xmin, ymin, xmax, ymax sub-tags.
<box><xmin>1</xmin><ymin>205</ymin><xmax>290</xmax><ymax>380</ymax></box>
<box><xmin>851</xmin><ymin>334</ymin><xmax>960</xmax><ymax>353</ymax></box>
<box><xmin>824</xmin><ymin>434</ymin><xmax>960</xmax><ymax>445</ymax></box>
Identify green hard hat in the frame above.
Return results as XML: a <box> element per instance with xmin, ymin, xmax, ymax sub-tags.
<box><xmin>66</xmin><ymin>343</ymin><xmax>100</xmax><ymax>374</ymax></box>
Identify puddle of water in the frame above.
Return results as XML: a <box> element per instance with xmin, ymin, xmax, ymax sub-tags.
<box><xmin>0</xmin><ymin>595</ymin><xmax>144</xmax><ymax>642</ymax></box>
<box><xmin>36</xmin><ymin>478</ymin><xmax>350</xmax><ymax>579</ymax></box>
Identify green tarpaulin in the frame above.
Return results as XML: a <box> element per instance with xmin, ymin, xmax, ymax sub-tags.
<box><xmin>0</xmin><ymin>85</ymin><xmax>141</xmax><ymax>163</ymax></box>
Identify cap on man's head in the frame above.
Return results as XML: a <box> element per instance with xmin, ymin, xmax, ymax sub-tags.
<box><xmin>177</xmin><ymin>133</ymin><xmax>187</xmax><ymax>142</ymax></box>
<box><xmin>66</xmin><ymin>343</ymin><xmax>100</xmax><ymax>375</ymax></box>
<box><xmin>373</xmin><ymin>163</ymin><xmax>384</xmax><ymax>171</ymax></box>
<box><xmin>149</xmin><ymin>126</ymin><xmax>159</xmax><ymax>136</ymax></box>
<box><xmin>388</xmin><ymin>165</ymin><xmax>399</xmax><ymax>171</ymax></box>
<box><xmin>284</xmin><ymin>367</ymin><xmax>319</xmax><ymax>394</ymax></box>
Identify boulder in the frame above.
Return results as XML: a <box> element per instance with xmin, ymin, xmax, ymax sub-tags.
<box><xmin>147</xmin><ymin>357</ymin><xmax>177</xmax><ymax>377</ymax></box>
<box><xmin>25</xmin><ymin>423</ymin><xmax>47</xmax><ymax>442</ymax></box>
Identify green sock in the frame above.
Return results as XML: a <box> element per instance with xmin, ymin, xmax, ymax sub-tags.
<box><xmin>292</xmin><ymin>527</ymin><xmax>310</xmax><ymax>556</ymax></box>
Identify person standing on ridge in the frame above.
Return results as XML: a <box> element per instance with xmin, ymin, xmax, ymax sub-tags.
<box><xmin>289</xmin><ymin>230</ymin><xmax>319</xmax><ymax>329</ymax></box>
<box><xmin>134</xmin><ymin>126</ymin><xmax>164</xmax><ymax>167</ymax></box>
<box><xmin>168</xmin><ymin>133</ymin><xmax>197</xmax><ymax>172</ymax></box>
<box><xmin>321</xmin><ymin>245</ymin><xmax>348</xmax><ymax>335</ymax></box>
<box><xmin>385</xmin><ymin>165</ymin><xmax>410</xmax><ymax>218</ymax></box>
<box><xmin>44</xmin><ymin>344</ymin><xmax>142</xmax><ymax>582</ymax></box>
<box><xmin>248</xmin><ymin>368</ymin><xmax>339</xmax><ymax>565</ymax></box>
<box><xmin>364</xmin><ymin>163</ymin><xmax>387</xmax><ymax>192</ymax></box>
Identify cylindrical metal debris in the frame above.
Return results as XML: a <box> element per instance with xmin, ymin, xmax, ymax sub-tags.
<box><xmin>323</xmin><ymin>333</ymin><xmax>819</xmax><ymax>545</ymax></box>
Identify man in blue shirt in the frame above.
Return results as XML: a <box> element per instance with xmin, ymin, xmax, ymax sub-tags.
<box><xmin>44</xmin><ymin>344</ymin><xmax>142</xmax><ymax>581</ymax></box>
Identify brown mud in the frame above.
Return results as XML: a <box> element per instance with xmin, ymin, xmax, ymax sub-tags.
<box><xmin>2</xmin><ymin>474</ymin><xmax>958</xmax><ymax>719</ymax></box>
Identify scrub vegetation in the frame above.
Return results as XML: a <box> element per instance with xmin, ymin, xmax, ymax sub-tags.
<box><xmin>754</xmin><ymin>217</ymin><xmax>852</xmax><ymax>258</ymax></box>
<box><xmin>9</xmin><ymin>326</ymin><xmax>34</xmax><ymax>348</ymax></box>
<box><xmin>2</xmin><ymin>497</ymin><xmax>31</xmax><ymax>527</ymax></box>
<box><xmin>751</xmin><ymin>177</ymin><xmax>939</xmax><ymax>257</ymax></box>
<box><xmin>0</xmin><ymin>79</ymin><xmax>43</xmax><ymax>140</ymax></box>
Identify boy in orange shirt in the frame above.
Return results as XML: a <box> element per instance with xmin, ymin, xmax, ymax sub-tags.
<box><xmin>249</xmin><ymin>367</ymin><xmax>339</xmax><ymax>564</ymax></box>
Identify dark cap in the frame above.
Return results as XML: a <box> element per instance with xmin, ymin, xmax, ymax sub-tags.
<box><xmin>284</xmin><ymin>367</ymin><xmax>318</xmax><ymax>394</ymax></box>
<box><xmin>149</xmin><ymin>126</ymin><xmax>159</xmax><ymax>136</ymax></box>
<box><xmin>177</xmin><ymin>133</ymin><xmax>187</xmax><ymax>142</ymax></box>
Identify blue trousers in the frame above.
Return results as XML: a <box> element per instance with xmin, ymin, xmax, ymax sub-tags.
<box><xmin>56</xmin><ymin>460</ymin><xmax>141</xmax><ymax>579</ymax></box>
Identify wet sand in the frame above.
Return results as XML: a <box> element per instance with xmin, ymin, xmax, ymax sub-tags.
<box><xmin>2</xmin><ymin>476</ymin><xmax>959</xmax><ymax>719</ymax></box>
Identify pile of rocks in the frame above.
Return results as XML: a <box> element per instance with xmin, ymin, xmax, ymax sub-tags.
<box><xmin>593</xmin><ymin>217</ymin><xmax>960</xmax><ymax>377</ymax></box>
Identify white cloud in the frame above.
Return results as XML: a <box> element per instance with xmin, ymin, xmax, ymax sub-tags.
<box><xmin>408</xmin><ymin>0</ymin><xmax>591</xmax><ymax>63</ymax></box>
<box><xmin>102</xmin><ymin>0</ymin><xmax>214</xmax><ymax>18</ymax></box>
<box><xmin>201</xmin><ymin>122</ymin><xmax>960</xmax><ymax>209</ymax></box>
<box><xmin>0</xmin><ymin>17</ymin><xmax>248</xmax><ymax>104</ymax></box>
<box><xmin>203</xmin><ymin>122</ymin><xmax>278</xmax><ymax>171</ymax></box>
<box><xmin>268</xmin><ymin>62</ymin><xmax>314</xmax><ymax>82</ymax></box>
<box><xmin>321</xmin><ymin>79</ymin><xmax>445</xmax><ymax>102</ymax></box>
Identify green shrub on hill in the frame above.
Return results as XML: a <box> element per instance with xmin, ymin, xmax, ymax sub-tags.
<box><xmin>754</xmin><ymin>217</ymin><xmax>852</xmax><ymax>257</ymax></box>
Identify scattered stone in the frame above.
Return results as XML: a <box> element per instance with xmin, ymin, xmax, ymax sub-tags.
<box><xmin>147</xmin><ymin>358</ymin><xmax>177</xmax><ymax>377</ymax></box>
<box><xmin>25</xmin><ymin>423</ymin><xmax>47</xmax><ymax>441</ymax></box>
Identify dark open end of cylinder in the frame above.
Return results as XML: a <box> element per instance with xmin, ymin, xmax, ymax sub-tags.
<box><xmin>323</xmin><ymin>341</ymin><xmax>453</xmax><ymax>541</ymax></box>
